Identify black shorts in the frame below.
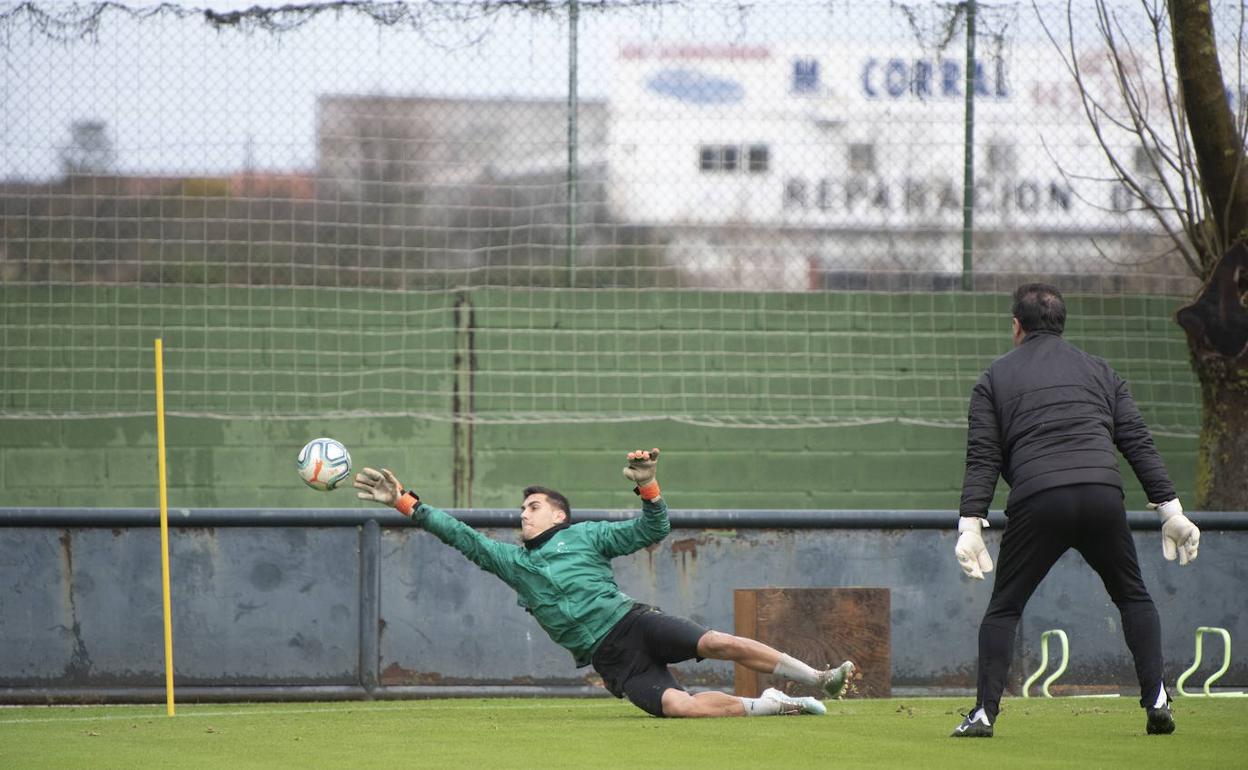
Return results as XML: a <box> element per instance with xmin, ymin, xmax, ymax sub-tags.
<box><xmin>590</xmin><ymin>604</ymin><xmax>709</xmax><ymax>717</ymax></box>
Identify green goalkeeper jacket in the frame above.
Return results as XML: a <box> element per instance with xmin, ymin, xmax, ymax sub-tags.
<box><xmin>411</xmin><ymin>498</ymin><xmax>671</xmax><ymax>666</ymax></box>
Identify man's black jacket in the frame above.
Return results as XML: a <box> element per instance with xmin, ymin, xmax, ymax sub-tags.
<box><xmin>958</xmin><ymin>330</ymin><xmax>1175</xmax><ymax>518</ymax></box>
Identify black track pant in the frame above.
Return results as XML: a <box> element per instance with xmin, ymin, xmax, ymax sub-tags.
<box><xmin>975</xmin><ymin>483</ymin><xmax>1164</xmax><ymax>719</ymax></box>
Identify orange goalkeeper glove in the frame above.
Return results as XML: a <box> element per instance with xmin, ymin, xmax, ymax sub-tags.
<box><xmin>354</xmin><ymin>467</ymin><xmax>421</xmax><ymax>516</ymax></box>
<box><xmin>623</xmin><ymin>448</ymin><xmax>661</xmax><ymax>501</ymax></box>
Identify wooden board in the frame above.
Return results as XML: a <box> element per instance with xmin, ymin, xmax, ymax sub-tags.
<box><xmin>734</xmin><ymin>587</ymin><xmax>890</xmax><ymax>698</ymax></box>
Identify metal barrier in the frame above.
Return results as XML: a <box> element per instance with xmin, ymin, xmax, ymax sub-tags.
<box><xmin>1022</xmin><ymin>629</ymin><xmax>1069</xmax><ymax>698</ymax></box>
<box><xmin>2</xmin><ymin>508</ymin><xmax>1246</xmax><ymax>704</ymax></box>
<box><xmin>1176</xmin><ymin>627</ymin><xmax>1244</xmax><ymax>697</ymax></box>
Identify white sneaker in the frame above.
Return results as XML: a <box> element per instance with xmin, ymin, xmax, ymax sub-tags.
<box><xmin>761</xmin><ymin>687</ymin><xmax>827</xmax><ymax>716</ymax></box>
<box><xmin>817</xmin><ymin>660</ymin><xmax>855</xmax><ymax>699</ymax></box>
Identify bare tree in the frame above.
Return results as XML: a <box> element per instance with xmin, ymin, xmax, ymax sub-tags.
<box><xmin>1044</xmin><ymin>0</ymin><xmax>1248</xmax><ymax>509</ymax></box>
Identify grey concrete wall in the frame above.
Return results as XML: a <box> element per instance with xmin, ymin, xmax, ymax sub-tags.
<box><xmin>1</xmin><ymin>509</ymin><xmax>1244</xmax><ymax>702</ymax></box>
<box><xmin>0</xmin><ymin>526</ymin><xmax>361</xmax><ymax>688</ymax></box>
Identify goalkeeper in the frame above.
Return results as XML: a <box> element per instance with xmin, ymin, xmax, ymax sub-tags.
<box><xmin>951</xmin><ymin>284</ymin><xmax>1200</xmax><ymax>739</ymax></box>
<box><xmin>354</xmin><ymin>448</ymin><xmax>854</xmax><ymax>719</ymax></box>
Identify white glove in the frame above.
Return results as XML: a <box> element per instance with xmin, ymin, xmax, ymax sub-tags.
<box><xmin>353</xmin><ymin>467</ymin><xmax>403</xmax><ymax>507</ymax></box>
<box><xmin>1148</xmin><ymin>498</ymin><xmax>1200</xmax><ymax>565</ymax></box>
<box><xmin>623</xmin><ymin>448</ymin><xmax>660</xmax><ymax>487</ymax></box>
<box><xmin>623</xmin><ymin>448</ymin><xmax>661</xmax><ymax>500</ymax></box>
<box><xmin>955</xmin><ymin>517</ymin><xmax>994</xmax><ymax>580</ymax></box>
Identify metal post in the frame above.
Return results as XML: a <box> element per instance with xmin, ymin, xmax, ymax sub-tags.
<box><xmin>452</xmin><ymin>293</ymin><xmax>474</xmax><ymax>508</ymax></box>
<box><xmin>566</xmin><ymin>0</ymin><xmax>579</xmax><ymax>287</ymax></box>
<box><xmin>961</xmin><ymin>0</ymin><xmax>977</xmax><ymax>291</ymax></box>
<box><xmin>358</xmin><ymin>518</ymin><xmax>381</xmax><ymax>697</ymax></box>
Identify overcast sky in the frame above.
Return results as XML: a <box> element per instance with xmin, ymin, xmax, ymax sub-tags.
<box><xmin>0</xmin><ymin>1</ymin><xmax>1232</xmax><ymax>179</ymax></box>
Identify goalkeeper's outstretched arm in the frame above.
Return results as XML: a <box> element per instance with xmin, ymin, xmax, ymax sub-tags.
<box><xmin>353</xmin><ymin>467</ymin><xmax>515</xmax><ymax>577</ymax></box>
<box><xmin>589</xmin><ymin>448</ymin><xmax>671</xmax><ymax>558</ymax></box>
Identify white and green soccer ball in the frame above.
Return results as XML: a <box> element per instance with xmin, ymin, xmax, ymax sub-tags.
<box><xmin>297</xmin><ymin>437</ymin><xmax>352</xmax><ymax>491</ymax></box>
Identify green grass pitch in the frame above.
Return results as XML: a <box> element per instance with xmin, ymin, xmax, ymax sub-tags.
<box><xmin>2</xmin><ymin>696</ymin><xmax>1244</xmax><ymax>769</ymax></box>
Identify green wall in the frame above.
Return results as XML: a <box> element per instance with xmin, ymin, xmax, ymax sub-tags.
<box><xmin>0</xmin><ymin>416</ymin><xmax>1197</xmax><ymax>512</ymax></box>
<box><xmin>0</xmin><ymin>287</ymin><xmax>1200</xmax><ymax>511</ymax></box>
<box><xmin>1</xmin><ymin>286</ymin><xmax>1197</xmax><ymax>427</ymax></box>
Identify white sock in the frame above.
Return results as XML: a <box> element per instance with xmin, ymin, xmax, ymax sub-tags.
<box><xmin>772</xmin><ymin>654</ymin><xmax>820</xmax><ymax>686</ymax></box>
<box><xmin>740</xmin><ymin>696</ymin><xmax>783</xmax><ymax>716</ymax></box>
<box><xmin>1153</xmin><ymin>683</ymin><xmax>1168</xmax><ymax>708</ymax></box>
<box><xmin>970</xmin><ymin>708</ymin><xmax>991</xmax><ymax>725</ymax></box>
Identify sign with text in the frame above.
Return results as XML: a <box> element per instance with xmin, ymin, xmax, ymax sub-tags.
<box><xmin>608</xmin><ymin>42</ymin><xmax>1169</xmax><ymax>233</ymax></box>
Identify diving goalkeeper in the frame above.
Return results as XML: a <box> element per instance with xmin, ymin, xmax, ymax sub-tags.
<box><xmin>354</xmin><ymin>448</ymin><xmax>854</xmax><ymax>718</ymax></box>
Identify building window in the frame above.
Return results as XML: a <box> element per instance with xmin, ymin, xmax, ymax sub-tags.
<box><xmin>792</xmin><ymin>58</ymin><xmax>820</xmax><ymax>93</ymax></box>
<box><xmin>747</xmin><ymin>145</ymin><xmax>770</xmax><ymax>173</ymax></box>
<box><xmin>987</xmin><ymin>142</ymin><xmax>1017</xmax><ymax>174</ymax></box>
<box><xmin>699</xmin><ymin>145</ymin><xmax>743</xmax><ymax>172</ymax></box>
<box><xmin>848</xmin><ymin>142</ymin><xmax>876</xmax><ymax>174</ymax></box>
<box><xmin>699</xmin><ymin>146</ymin><xmax>718</xmax><ymax>171</ymax></box>
<box><xmin>1133</xmin><ymin>145</ymin><xmax>1161</xmax><ymax>177</ymax></box>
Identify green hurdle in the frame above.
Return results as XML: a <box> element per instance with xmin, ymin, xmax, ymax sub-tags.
<box><xmin>1022</xmin><ymin>629</ymin><xmax>1069</xmax><ymax>698</ymax></box>
<box><xmin>1176</xmin><ymin>627</ymin><xmax>1244</xmax><ymax>697</ymax></box>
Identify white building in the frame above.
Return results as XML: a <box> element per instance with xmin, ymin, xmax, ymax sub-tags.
<box><xmin>308</xmin><ymin>48</ymin><xmax>1189</xmax><ymax>292</ymax></box>
<box><xmin>607</xmin><ymin>42</ymin><xmax>1181</xmax><ymax>288</ymax></box>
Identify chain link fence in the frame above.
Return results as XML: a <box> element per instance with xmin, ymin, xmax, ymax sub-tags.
<box><xmin>2</xmin><ymin>0</ymin><xmax>1234</xmax><ymax>431</ymax></box>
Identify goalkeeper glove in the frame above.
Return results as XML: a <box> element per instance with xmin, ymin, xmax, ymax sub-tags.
<box><xmin>1148</xmin><ymin>498</ymin><xmax>1199</xmax><ymax>565</ymax></box>
<box><xmin>955</xmin><ymin>516</ymin><xmax>994</xmax><ymax>580</ymax></box>
<box><xmin>354</xmin><ymin>467</ymin><xmax>421</xmax><ymax>516</ymax></box>
<box><xmin>623</xmin><ymin>448</ymin><xmax>661</xmax><ymax>501</ymax></box>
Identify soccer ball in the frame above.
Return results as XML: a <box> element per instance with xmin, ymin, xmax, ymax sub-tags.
<box><xmin>297</xmin><ymin>437</ymin><xmax>352</xmax><ymax>491</ymax></box>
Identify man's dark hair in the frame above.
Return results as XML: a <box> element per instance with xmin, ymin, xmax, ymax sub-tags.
<box><xmin>522</xmin><ymin>485</ymin><xmax>572</xmax><ymax>523</ymax></box>
<box><xmin>1012</xmin><ymin>283</ymin><xmax>1066</xmax><ymax>334</ymax></box>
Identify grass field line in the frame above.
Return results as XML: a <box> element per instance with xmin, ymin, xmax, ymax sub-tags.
<box><xmin>0</xmin><ymin>698</ymin><xmax>623</xmax><ymax>726</ymax></box>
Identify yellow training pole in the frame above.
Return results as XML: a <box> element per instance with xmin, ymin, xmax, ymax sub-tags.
<box><xmin>155</xmin><ymin>338</ymin><xmax>176</xmax><ymax>716</ymax></box>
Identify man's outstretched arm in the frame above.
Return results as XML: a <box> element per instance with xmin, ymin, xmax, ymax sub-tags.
<box><xmin>354</xmin><ymin>467</ymin><xmax>516</xmax><ymax>577</ymax></box>
<box><xmin>956</xmin><ymin>374</ymin><xmax>999</xmax><ymax>580</ymax></box>
<box><xmin>1110</xmin><ymin>376</ymin><xmax>1200</xmax><ymax>565</ymax></box>
<box><xmin>959</xmin><ymin>373</ymin><xmax>1002</xmax><ymax>520</ymax></box>
<box><xmin>1111</xmin><ymin>375</ymin><xmax>1176</xmax><ymax>504</ymax></box>
<box><xmin>590</xmin><ymin>448</ymin><xmax>671</xmax><ymax>558</ymax></box>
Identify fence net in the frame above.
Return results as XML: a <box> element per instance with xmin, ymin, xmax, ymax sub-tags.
<box><xmin>2</xmin><ymin>0</ymin><xmax>1233</xmax><ymax>433</ymax></box>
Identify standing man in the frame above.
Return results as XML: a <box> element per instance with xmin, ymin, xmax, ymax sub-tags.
<box><xmin>951</xmin><ymin>283</ymin><xmax>1200</xmax><ymax>738</ymax></box>
<box><xmin>354</xmin><ymin>447</ymin><xmax>855</xmax><ymax>718</ymax></box>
